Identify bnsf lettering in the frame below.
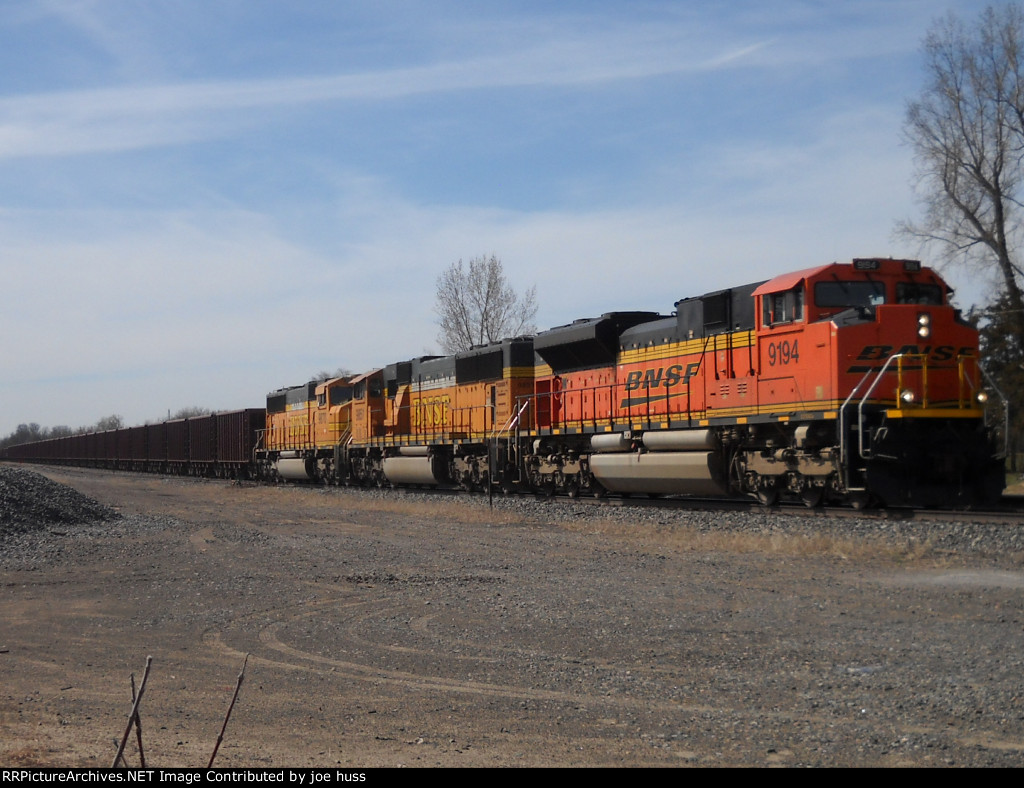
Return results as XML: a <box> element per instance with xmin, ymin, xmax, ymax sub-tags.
<box><xmin>856</xmin><ymin>345</ymin><xmax>893</xmax><ymax>361</ymax></box>
<box><xmin>624</xmin><ymin>362</ymin><xmax>700</xmax><ymax>392</ymax></box>
<box><xmin>856</xmin><ymin>344</ymin><xmax>972</xmax><ymax>362</ymax></box>
<box><xmin>848</xmin><ymin>345</ymin><xmax>977</xmax><ymax>372</ymax></box>
<box><xmin>412</xmin><ymin>395</ymin><xmax>450</xmax><ymax>428</ymax></box>
<box><xmin>643</xmin><ymin>368</ymin><xmax>663</xmax><ymax>388</ymax></box>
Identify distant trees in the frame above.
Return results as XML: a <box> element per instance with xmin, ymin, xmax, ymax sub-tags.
<box><xmin>311</xmin><ymin>367</ymin><xmax>353</xmax><ymax>382</ymax></box>
<box><xmin>434</xmin><ymin>254</ymin><xmax>538</xmax><ymax>354</ymax></box>
<box><xmin>2</xmin><ymin>423</ymin><xmax>45</xmax><ymax>450</ymax></box>
<box><xmin>95</xmin><ymin>414</ymin><xmax>124</xmax><ymax>431</ymax></box>
<box><xmin>899</xmin><ymin>4</ymin><xmax>1024</xmax><ymax>347</ymax></box>
<box><xmin>168</xmin><ymin>407</ymin><xmax>211</xmax><ymax>420</ymax></box>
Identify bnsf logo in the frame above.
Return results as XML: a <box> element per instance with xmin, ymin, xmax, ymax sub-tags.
<box><xmin>855</xmin><ymin>345</ymin><xmax>975</xmax><ymax>362</ymax></box>
<box><xmin>624</xmin><ymin>362</ymin><xmax>701</xmax><ymax>392</ymax></box>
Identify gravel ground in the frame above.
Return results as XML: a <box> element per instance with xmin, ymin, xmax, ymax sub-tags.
<box><xmin>1</xmin><ymin>464</ymin><xmax>1023</xmax><ymax>768</ymax></box>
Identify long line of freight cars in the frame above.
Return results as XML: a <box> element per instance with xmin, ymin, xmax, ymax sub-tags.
<box><xmin>8</xmin><ymin>409</ymin><xmax>265</xmax><ymax>478</ymax></box>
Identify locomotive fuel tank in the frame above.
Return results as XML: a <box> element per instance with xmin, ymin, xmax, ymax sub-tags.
<box><xmin>589</xmin><ymin>450</ymin><xmax>727</xmax><ymax>495</ymax></box>
<box><xmin>382</xmin><ymin>454</ymin><xmax>449</xmax><ymax>486</ymax></box>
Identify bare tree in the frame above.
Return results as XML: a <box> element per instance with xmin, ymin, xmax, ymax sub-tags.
<box><xmin>899</xmin><ymin>4</ymin><xmax>1024</xmax><ymax>343</ymax></box>
<box><xmin>95</xmin><ymin>414</ymin><xmax>124</xmax><ymax>432</ymax></box>
<box><xmin>311</xmin><ymin>367</ymin><xmax>353</xmax><ymax>382</ymax></box>
<box><xmin>434</xmin><ymin>254</ymin><xmax>538</xmax><ymax>353</ymax></box>
<box><xmin>170</xmin><ymin>407</ymin><xmax>212</xmax><ymax>419</ymax></box>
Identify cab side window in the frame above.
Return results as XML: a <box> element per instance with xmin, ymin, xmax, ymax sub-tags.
<box><xmin>762</xmin><ymin>286</ymin><xmax>804</xmax><ymax>327</ymax></box>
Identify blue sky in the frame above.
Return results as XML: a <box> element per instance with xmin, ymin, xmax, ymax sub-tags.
<box><xmin>0</xmin><ymin>0</ymin><xmax>991</xmax><ymax>435</ymax></box>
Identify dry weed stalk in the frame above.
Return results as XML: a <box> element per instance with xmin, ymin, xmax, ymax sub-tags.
<box><xmin>110</xmin><ymin>653</ymin><xmax>250</xmax><ymax>768</ymax></box>
<box><xmin>130</xmin><ymin>672</ymin><xmax>146</xmax><ymax>767</ymax></box>
<box><xmin>208</xmin><ymin>653</ymin><xmax>249</xmax><ymax>768</ymax></box>
<box><xmin>112</xmin><ymin>655</ymin><xmax>152</xmax><ymax>768</ymax></box>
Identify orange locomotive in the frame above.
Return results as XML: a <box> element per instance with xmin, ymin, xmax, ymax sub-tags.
<box><xmin>258</xmin><ymin>339</ymin><xmax>536</xmax><ymax>492</ymax></box>
<box><xmin>523</xmin><ymin>258</ymin><xmax>1002</xmax><ymax>507</ymax></box>
<box><xmin>255</xmin><ymin>257</ymin><xmax>1003</xmax><ymax>507</ymax></box>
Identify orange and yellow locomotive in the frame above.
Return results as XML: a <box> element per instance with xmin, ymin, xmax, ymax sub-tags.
<box><xmin>258</xmin><ymin>257</ymin><xmax>1004</xmax><ymax>507</ymax></box>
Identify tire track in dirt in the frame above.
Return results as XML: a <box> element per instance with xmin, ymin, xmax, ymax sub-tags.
<box><xmin>203</xmin><ymin>594</ymin><xmax>714</xmax><ymax>713</ymax></box>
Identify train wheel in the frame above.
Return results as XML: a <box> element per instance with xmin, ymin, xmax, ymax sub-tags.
<box><xmin>756</xmin><ymin>487</ymin><xmax>778</xmax><ymax>506</ymax></box>
<box><xmin>849</xmin><ymin>492</ymin><xmax>870</xmax><ymax>510</ymax></box>
<box><xmin>801</xmin><ymin>487</ymin><xmax>823</xmax><ymax>508</ymax></box>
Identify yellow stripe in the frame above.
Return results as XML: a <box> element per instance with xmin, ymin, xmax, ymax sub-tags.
<box><xmin>884</xmin><ymin>407</ymin><xmax>984</xmax><ymax>419</ymax></box>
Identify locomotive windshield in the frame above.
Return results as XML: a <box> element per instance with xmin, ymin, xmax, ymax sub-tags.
<box><xmin>814</xmin><ymin>280</ymin><xmax>886</xmax><ymax>309</ymax></box>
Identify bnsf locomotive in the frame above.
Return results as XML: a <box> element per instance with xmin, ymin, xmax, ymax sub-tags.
<box><xmin>5</xmin><ymin>259</ymin><xmax>1006</xmax><ymax>508</ymax></box>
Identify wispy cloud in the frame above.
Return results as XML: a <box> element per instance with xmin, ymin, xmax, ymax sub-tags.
<box><xmin>0</xmin><ymin>26</ymin><xmax>772</xmax><ymax>159</ymax></box>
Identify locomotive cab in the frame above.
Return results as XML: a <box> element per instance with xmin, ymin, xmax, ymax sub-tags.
<box><xmin>751</xmin><ymin>258</ymin><xmax>1003</xmax><ymax>506</ymax></box>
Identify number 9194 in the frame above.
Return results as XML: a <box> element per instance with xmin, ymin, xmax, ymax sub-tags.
<box><xmin>767</xmin><ymin>339</ymin><xmax>799</xmax><ymax>366</ymax></box>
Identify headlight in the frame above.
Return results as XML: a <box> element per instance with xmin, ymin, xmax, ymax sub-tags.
<box><xmin>977</xmin><ymin>391</ymin><xmax>989</xmax><ymax>404</ymax></box>
<box><xmin>917</xmin><ymin>313</ymin><xmax>931</xmax><ymax>339</ymax></box>
<box><xmin>900</xmin><ymin>389</ymin><xmax>916</xmax><ymax>405</ymax></box>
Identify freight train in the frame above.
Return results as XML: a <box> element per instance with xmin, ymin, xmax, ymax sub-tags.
<box><xmin>4</xmin><ymin>258</ymin><xmax>1007</xmax><ymax>508</ymax></box>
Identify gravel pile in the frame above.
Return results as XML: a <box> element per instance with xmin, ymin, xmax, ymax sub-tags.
<box><xmin>0</xmin><ymin>466</ymin><xmax>117</xmax><ymax>536</ymax></box>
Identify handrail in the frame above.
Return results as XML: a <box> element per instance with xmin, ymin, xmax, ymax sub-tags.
<box><xmin>978</xmin><ymin>363</ymin><xmax>1010</xmax><ymax>459</ymax></box>
<box><xmin>491</xmin><ymin>399</ymin><xmax>531</xmax><ymax>442</ymax></box>
<box><xmin>839</xmin><ymin>351</ymin><xmax>996</xmax><ymax>491</ymax></box>
<box><xmin>838</xmin><ymin>368</ymin><xmax>878</xmax><ymax>491</ymax></box>
<box><xmin>855</xmin><ymin>353</ymin><xmax>917</xmax><ymax>459</ymax></box>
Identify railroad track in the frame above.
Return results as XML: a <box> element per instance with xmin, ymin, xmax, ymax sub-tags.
<box><xmin>471</xmin><ymin>484</ymin><xmax>1024</xmax><ymax>525</ymax></box>
<box><xmin>372</xmin><ymin>478</ymin><xmax>1024</xmax><ymax>525</ymax></box>
<box><xmin>17</xmin><ymin>459</ymin><xmax>1024</xmax><ymax>526</ymax></box>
